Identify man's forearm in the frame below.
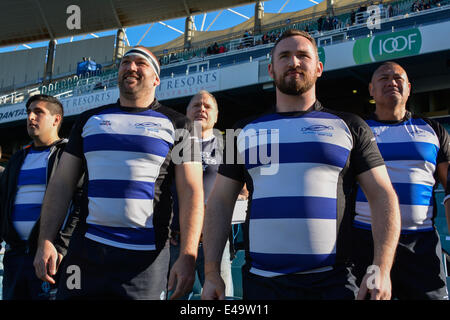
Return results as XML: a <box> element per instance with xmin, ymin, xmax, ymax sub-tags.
<box><xmin>370</xmin><ymin>188</ymin><xmax>400</xmax><ymax>274</ymax></box>
<box><xmin>178</xmin><ymin>186</ymin><xmax>204</xmax><ymax>258</ymax></box>
<box><xmin>203</xmin><ymin>197</ymin><xmax>234</xmax><ymax>276</ymax></box>
<box><xmin>39</xmin><ymin>177</ymin><xmax>77</xmax><ymax>245</ymax></box>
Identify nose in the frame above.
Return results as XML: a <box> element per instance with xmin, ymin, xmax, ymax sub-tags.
<box><xmin>288</xmin><ymin>55</ymin><xmax>301</xmax><ymax>68</ymax></box>
<box><xmin>28</xmin><ymin>111</ymin><xmax>35</xmax><ymax>121</ymax></box>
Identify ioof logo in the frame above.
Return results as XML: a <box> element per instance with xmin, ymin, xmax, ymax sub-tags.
<box><xmin>100</xmin><ymin>120</ymin><xmax>111</xmax><ymax>126</ymax></box>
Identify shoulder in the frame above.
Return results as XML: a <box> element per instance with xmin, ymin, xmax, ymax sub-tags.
<box><xmin>319</xmin><ymin>107</ymin><xmax>368</xmax><ymax>129</ymax></box>
<box><xmin>75</xmin><ymin>104</ymin><xmax>118</xmax><ymax>125</ymax></box>
<box><xmin>152</xmin><ymin>102</ymin><xmax>191</xmax><ymax>130</ymax></box>
<box><xmin>233</xmin><ymin>110</ymin><xmax>277</xmax><ymax>130</ymax></box>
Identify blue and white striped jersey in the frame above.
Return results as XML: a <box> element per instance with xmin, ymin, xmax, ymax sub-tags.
<box><xmin>219</xmin><ymin>102</ymin><xmax>384</xmax><ymax>277</ymax></box>
<box><xmin>12</xmin><ymin>147</ymin><xmax>50</xmax><ymax>240</ymax></box>
<box><xmin>65</xmin><ymin>100</ymin><xmax>194</xmax><ymax>251</ymax></box>
<box><xmin>354</xmin><ymin>114</ymin><xmax>450</xmax><ymax>233</ymax></box>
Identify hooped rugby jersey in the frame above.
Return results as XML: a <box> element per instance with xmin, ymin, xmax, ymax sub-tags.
<box><xmin>445</xmin><ymin>166</ymin><xmax>450</xmax><ymax>204</ymax></box>
<box><xmin>218</xmin><ymin>101</ymin><xmax>384</xmax><ymax>277</ymax></box>
<box><xmin>354</xmin><ymin>113</ymin><xmax>450</xmax><ymax>234</ymax></box>
<box><xmin>65</xmin><ymin>99</ymin><xmax>195</xmax><ymax>251</ymax></box>
<box><xmin>12</xmin><ymin>146</ymin><xmax>50</xmax><ymax>240</ymax></box>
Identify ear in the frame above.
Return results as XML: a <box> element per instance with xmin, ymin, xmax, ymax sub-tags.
<box><xmin>154</xmin><ymin>75</ymin><xmax>161</xmax><ymax>87</ymax></box>
<box><xmin>368</xmin><ymin>82</ymin><xmax>374</xmax><ymax>97</ymax></box>
<box><xmin>316</xmin><ymin>60</ymin><xmax>324</xmax><ymax>78</ymax></box>
<box><xmin>53</xmin><ymin>114</ymin><xmax>62</xmax><ymax>127</ymax></box>
<box><xmin>268</xmin><ymin>63</ymin><xmax>274</xmax><ymax>80</ymax></box>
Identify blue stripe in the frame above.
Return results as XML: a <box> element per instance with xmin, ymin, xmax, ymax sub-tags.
<box><xmin>84</xmin><ymin>133</ymin><xmax>171</xmax><ymax>157</ymax></box>
<box><xmin>86</xmin><ymin>223</ymin><xmax>155</xmax><ymax>245</ymax></box>
<box><xmin>12</xmin><ymin>204</ymin><xmax>41</xmax><ymax>221</ymax></box>
<box><xmin>353</xmin><ymin>220</ymin><xmax>434</xmax><ymax>234</ymax></box>
<box><xmin>97</xmin><ymin>107</ymin><xmax>170</xmax><ymax>120</ymax></box>
<box><xmin>251</xmin><ymin>197</ymin><xmax>336</xmax><ymax>220</ymax></box>
<box><xmin>250</xmin><ymin>252</ymin><xmax>336</xmax><ymax>274</ymax></box>
<box><xmin>377</xmin><ymin>142</ymin><xmax>438</xmax><ymax>164</ymax></box>
<box><xmin>249</xmin><ymin>111</ymin><xmax>340</xmax><ymax>125</ymax></box>
<box><xmin>353</xmin><ymin>220</ymin><xmax>372</xmax><ymax>230</ymax></box>
<box><xmin>17</xmin><ymin>167</ymin><xmax>46</xmax><ymax>186</ymax></box>
<box><xmin>357</xmin><ymin>182</ymin><xmax>433</xmax><ymax>206</ymax></box>
<box><xmin>244</xmin><ymin>142</ymin><xmax>350</xmax><ymax>170</ymax></box>
<box><xmin>88</xmin><ymin>180</ymin><xmax>155</xmax><ymax>199</ymax></box>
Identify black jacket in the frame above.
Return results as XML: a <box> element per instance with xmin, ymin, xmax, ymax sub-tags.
<box><xmin>0</xmin><ymin>139</ymin><xmax>82</xmax><ymax>256</ymax></box>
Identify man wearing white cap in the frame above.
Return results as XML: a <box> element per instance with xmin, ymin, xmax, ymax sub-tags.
<box><xmin>33</xmin><ymin>46</ymin><xmax>204</xmax><ymax>300</ymax></box>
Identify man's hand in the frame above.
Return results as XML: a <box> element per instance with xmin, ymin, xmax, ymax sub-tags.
<box><xmin>357</xmin><ymin>266</ymin><xmax>392</xmax><ymax>300</ymax></box>
<box><xmin>33</xmin><ymin>240</ymin><xmax>62</xmax><ymax>284</ymax></box>
<box><xmin>202</xmin><ymin>271</ymin><xmax>226</xmax><ymax>300</ymax></box>
<box><xmin>167</xmin><ymin>253</ymin><xmax>196</xmax><ymax>300</ymax></box>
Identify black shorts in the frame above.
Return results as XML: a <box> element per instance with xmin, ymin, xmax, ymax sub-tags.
<box><xmin>242</xmin><ymin>265</ymin><xmax>358</xmax><ymax>300</ymax></box>
<box><xmin>351</xmin><ymin>226</ymin><xmax>449</xmax><ymax>300</ymax></box>
<box><xmin>56</xmin><ymin>234</ymin><xmax>170</xmax><ymax>300</ymax></box>
<box><xmin>2</xmin><ymin>250</ymin><xmax>57</xmax><ymax>300</ymax></box>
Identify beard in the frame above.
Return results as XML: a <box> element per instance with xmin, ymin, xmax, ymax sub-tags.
<box><xmin>273</xmin><ymin>68</ymin><xmax>317</xmax><ymax>96</ymax></box>
<box><xmin>118</xmin><ymin>72</ymin><xmax>144</xmax><ymax>97</ymax></box>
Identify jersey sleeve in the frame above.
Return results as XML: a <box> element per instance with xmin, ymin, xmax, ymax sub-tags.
<box><xmin>218</xmin><ymin>123</ymin><xmax>247</xmax><ymax>183</ymax></box>
<box><xmin>64</xmin><ymin>112</ymin><xmax>89</xmax><ymax>159</ymax></box>
<box><xmin>345</xmin><ymin>113</ymin><xmax>385</xmax><ymax>175</ymax></box>
<box><xmin>426</xmin><ymin>119</ymin><xmax>450</xmax><ymax>164</ymax></box>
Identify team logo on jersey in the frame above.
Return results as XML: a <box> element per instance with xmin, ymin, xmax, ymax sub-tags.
<box><xmin>408</xmin><ymin>128</ymin><xmax>427</xmax><ymax>137</ymax></box>
<box><xmin>301</xmin><ymin>125</ymin><xmax>334</xmax><ymax>137</ymax></box>
<box><xmin>134</xmin><ymin>122</ymin><xmax>161</xmax><ymax>132</ymax></box>
<box><xmin>99</xmin><ymin>120</ymin><xmax>112</xmax><ymax>126</ymax></box>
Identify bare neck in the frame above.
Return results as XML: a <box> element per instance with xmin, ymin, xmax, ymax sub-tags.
<box><xmin>33</xmin><ymin>135</ymin><xmax>60</xmax><ymax>148</ymax></box>
<box><xmin>120</xmin><ymin>93</ymin><xmax>155</xmax><ymax>108</ymax></box>
<box><xmin>275</xmin><ymin>87</ymin><xmax>317</xmax><ymax>112</ymax></box>
<box><xmin>374</xmin><ymin>103</ymin><xmax>407</xmax><ymax>121</ymax></box>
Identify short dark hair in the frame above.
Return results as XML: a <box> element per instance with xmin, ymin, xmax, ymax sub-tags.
<box><xmin>26</xmin><ymin>94</ymin><xmax>64</xmax><ymax>131</ymax></box>
<box><xmin>271</xmin><ymin>29</ymin><xmax>319</xmax><ymax>62</ymax></box>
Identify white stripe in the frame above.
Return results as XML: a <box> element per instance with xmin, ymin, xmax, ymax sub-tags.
<box><xmin>385</xmin><ymin>160</ymin><xmax>436</xmax><ymax>186</ymax></box>
<box><xmin>355</xmin><ymin>202</ymin><xmax>433</xmax><ymax>230</ymax></box>
<box><xmin>249</xmin><ymin>162</ymin><xmax>341</xmax><ymax>200</ymax></box>
<box><xmin>371</xmin><ymin>123</ymin><xmax>439</xmax><ymax>146</ymax></box>
<box><xmin>87</xmin><ymin>197</ymin><xmax>154</xmax><ymax>228</ymax></box>
<box><xmin>85</xmin><ymin>234</ymin><xmax>156</xmax><ymax>251</ymax></box>
<box><xmin>249</xmin><ymin>265</ymin><xmax>333</xmax><ymax>277</ymax></box>
<box><xmin>249</xmin><ymin>218</ymin><xmax>336</xmax><ymax>255</ymax></box>
<box><xmin>21</xmin><ymin>152</ymin><xmax>49</xmax><ymax>170</ymax></box>
<box><xmin>83</xmin><ymin>113</ymin><xmax>175</xmax><ymax>145</ymax></box>
<box><xmin>14</xmin><ymin>184</ymin><xmax>46</xmax><ymax>204</ymax></box>
<box><xmin>85</xmin><ymin>150</ymin><xmax>165</xmax><ymax>182</ymax></box>
<box><xmin>237</xmin><ymin>116</ymin><xmax>353</xmax><ymax>152</ymax></box>
<box><xmin>13</xmin><ymin>221</ymin><xmax>35</xmax><ymax>240</ymax></box>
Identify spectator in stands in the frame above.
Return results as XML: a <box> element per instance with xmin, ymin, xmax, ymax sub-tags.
<box><xmin>169</xmin><ymin>90</ymin><xmax>234</xmax><ymax>299</ymax></box>
<box><xmin>212</xmin><ymin>42</ymin><xmax>219</xmax><ymax>54</ymax></box>
<box><xmin>0</xmin><ymin>94</ymin><xmax>81</xmax><ymax>300</ymax></box>
<box><xmin>201</xmin><ymin>29</ymin><xmax>400</xmax><ymax>300</ymax></box>
<box><xmin>33</xmin><ymin>46</ymin><xmax>204</xmax><ymax>300</ymax></box>
<box><xmin>218</xmin><ymin>45</ymin><xmax>226</xmax><ymax>54</ymax></box>
<box><xmin>387</xmin><ymin>4</ymin><xmax>394</xmax><ymax>17</ymax></box>
<box><xmin>352</xmin><ymin>61</ymin><xmax>450</xmax><ymax>300</ymax></box>
<box><xmin>350</xmin><ymin>9</ymin><xmax>356</xmax><ymax>25</ymax></box>
<box><xmin>262</xmin><ymin>33</ymin><xmax>269</xmax><ymax>44</ymax></box>
<box><xmin>317</xmin><ymin>16</ymin><xmax>324</xmax><ymax>32</ymax></box>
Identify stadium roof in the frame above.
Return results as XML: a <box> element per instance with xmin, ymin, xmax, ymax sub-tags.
<box><xmin>0</xmin><ymin>0</ymin><xmax>258</xmax><ymax>47</ymax></box>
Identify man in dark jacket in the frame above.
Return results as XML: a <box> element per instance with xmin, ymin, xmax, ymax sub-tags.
<box><xmin>0</xmin><ymin>94</ymin><xmax>81</xmax><ymax>300</ymax></box>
